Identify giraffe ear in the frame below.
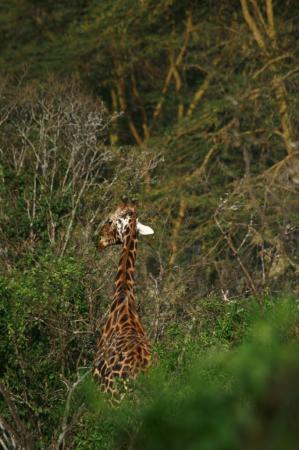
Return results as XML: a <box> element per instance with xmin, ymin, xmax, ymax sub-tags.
<box><xmin>137</xmin><ymin>221</ymin><xmax>154</xmax><ymax>235</ymax></box>
<box><xmin>121</xmin><ymin>195</ymin><xmax>128</xmax><ymax>205</ymax></box>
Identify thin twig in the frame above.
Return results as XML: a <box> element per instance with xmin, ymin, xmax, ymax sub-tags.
<box><xmin>214</xmin><ymin>214</ymin><xmax>258</xmax><ymax>297</ymax></box>
<box><xmin>55</xmin><ymin>369</ymin><xmax>91</xmax><ymax>450</ymax></box>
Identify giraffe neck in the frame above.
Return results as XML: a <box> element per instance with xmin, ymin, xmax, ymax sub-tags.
<box><xmin>101</xmin><ymin>217</ymin><xmax>146</xmax><ymax>341</ymax></box>
<box><xmin>110</xmin><ymin>218</ymin><xmax>138</xmax><ymax>313</ymax></box>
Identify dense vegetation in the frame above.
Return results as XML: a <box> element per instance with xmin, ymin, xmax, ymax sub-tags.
<box><xmin>0</xmin><ymin>1</ymin><xmax>298</xmax><ymax>448</ymax></box>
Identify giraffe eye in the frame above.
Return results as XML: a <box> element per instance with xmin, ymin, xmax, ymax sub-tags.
<box><xmin>107</xmin><ymin>219</ymin><xmax>113</xmax><ymax>225</ymax></box>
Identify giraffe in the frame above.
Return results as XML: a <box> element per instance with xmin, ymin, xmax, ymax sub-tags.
<box><xmin>93</xmin><ymin>200</ymin><xmax>154</xmax><ymax>399</ymax></box>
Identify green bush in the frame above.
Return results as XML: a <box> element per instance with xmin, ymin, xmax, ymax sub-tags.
<box><xmin>0</xmin><ymin>253</ymin><xmax>90</xmax><ymax>446</ymax></box>
<box><xmin>70</xmin><ymin>300</ymin><xmax>299</xmax><ymax>450</ymax></box>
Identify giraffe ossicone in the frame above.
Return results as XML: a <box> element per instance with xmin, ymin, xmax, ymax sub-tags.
<box><xmin>137</xmin><ymin>220</ymin><xmax>154</xmax><ymax>235</ymax></box>
<box><xmin>94</xmin><ymin>201</ymin><xmax>154</xmax><ymax>400</ymax></box>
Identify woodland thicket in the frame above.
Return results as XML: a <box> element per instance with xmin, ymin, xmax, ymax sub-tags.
<box><xmin>0</xmin><ymin>1</ymin><xmax>299</xmax><ymax>449</ymax></box>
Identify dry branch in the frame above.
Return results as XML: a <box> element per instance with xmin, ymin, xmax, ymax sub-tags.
<box><xmin>152</xmin><ymin>11</ymin><xmax>193</xmax><ymax>122</ymax></box>
<box><xmin>214</xmin><ymin>214</ymin><xmax>258</xmax><ymax>297</ymax></box>
<box><xmin>240</xmin><ymin>0</ymin><xmax>295</xmax><ymax>155</ymax></box>
<box><xmin>0</xmin><ymin>382</ymin><xmax>32</xmax><ymax>449</ymax></box>
<box><xmin>169</xmin><ymin>198</ymin><xmax>187</xmax><ymax>266</ymax></box>
<box><xmin>55</xmin><ymin>370</ymin><xmax>91</xmax><ymax>450</ymax></box>
<box><xmin>240</xmin><ymin>0</ymin><xmax>267</xmax><ymax>53</ymax></box>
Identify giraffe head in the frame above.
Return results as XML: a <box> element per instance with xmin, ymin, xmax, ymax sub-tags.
<box><xmin>98</xmin><ymin>201</ymin><xmax>154</xmax><ymax>251</ymax></box>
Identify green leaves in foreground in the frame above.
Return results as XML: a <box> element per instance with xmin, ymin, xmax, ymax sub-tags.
<box><xmin>75</xmin><ymin>300</ymin><xmax>299</xmax><ymax>450</ymax></box>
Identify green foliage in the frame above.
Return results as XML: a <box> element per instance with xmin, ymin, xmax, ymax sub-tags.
<box><xmin>67</xmin><ymin>300</ymin><xmax>299</xmax><ymax>450</ymax></box>
<box><xmin>0</xmin><ymin>253</ymin><xmax>89</xmax><ymax>445</ymax></box>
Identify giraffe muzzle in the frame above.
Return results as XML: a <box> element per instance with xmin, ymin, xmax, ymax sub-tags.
<box><xmin>98</xmin><ymin>238</ymin><xmax>109</xmax><ymax>251</ymax></box>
